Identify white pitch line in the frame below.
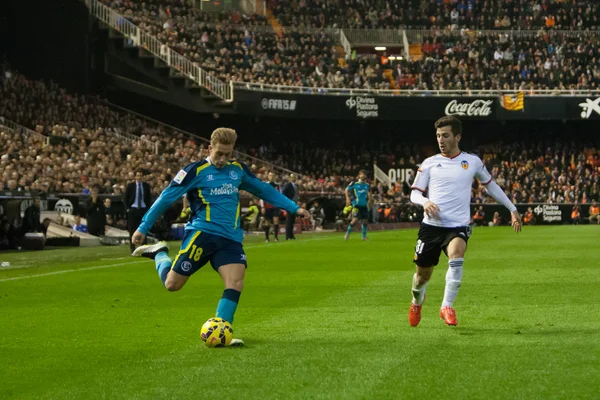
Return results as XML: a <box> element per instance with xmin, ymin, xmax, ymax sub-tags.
<box><xmin>0</xmin><ymin>261</ymin><xmax>144</xmax><ymax>282</ymax></box>
<box><xmin>0</xmin><ymin>234</ymin><xmax>345</xmax><ymax>282</ymax></box>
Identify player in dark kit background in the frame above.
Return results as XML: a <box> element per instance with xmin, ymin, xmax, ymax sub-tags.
<box><xmin>261</xmin><ymin>172</ymin><xmax>281</xmax><ymax>242</ymax></box>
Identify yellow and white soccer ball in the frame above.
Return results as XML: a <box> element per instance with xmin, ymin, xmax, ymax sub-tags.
<box><xmin>200</xmin><ymin>317</ymin><xmax>233</xmax><ymax>348</ymax></box>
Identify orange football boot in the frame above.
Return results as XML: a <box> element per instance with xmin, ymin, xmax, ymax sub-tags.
<box><xmin>440</xmin><ymin>306</ymin><xmax>458</xmax><ymax>326</ymax></box>
<box><xmin>408</xmin><ymin>295</ymin><xmax>425</xmax><ymax>327</ymax></box>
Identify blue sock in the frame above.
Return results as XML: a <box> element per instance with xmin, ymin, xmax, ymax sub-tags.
<box><xmin>155</xmin><ymin>252</ymin><xmax>172</xmax><ymax>286</ymax></box>
<box><xmin>362</xmin><ymin>224</ymin><xmax>368</xmax><ymax>239</ymax></box>
<box><xmin>346</xmin><ymin>224</ymin><xmax>353</xmax><ymax>235</ymax></box>
<box><xmin>216</xmin><ymin>289</ymin><xmax>241</xmax><ymax>324</ymax></box>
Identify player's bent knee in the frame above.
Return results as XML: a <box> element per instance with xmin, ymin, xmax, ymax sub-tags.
<box><xmin>165</xmin><ymin>280</ymin><xmax>183</xmax><ymax>291</ymax></box>
<box><xmin>164</xmin><ymin>272</ymin><xmax>188</xmax><ymax>292</ymax></box>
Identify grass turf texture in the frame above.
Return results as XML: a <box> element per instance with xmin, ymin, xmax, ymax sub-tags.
<box><xmin>1</xmin><ymin>226</ymin><xmax>599</xmax><ymax>399</ymax></box>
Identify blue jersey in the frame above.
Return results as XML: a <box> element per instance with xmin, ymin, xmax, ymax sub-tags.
<box><xmin>138</xmin><ymin>159</ymin><xmax>300</xmax><ymax>243</ymax></box>
<box><xmin>347</xmin><ymin>181</ymin><xmax>370</xmax><ymax>207</ymax></box>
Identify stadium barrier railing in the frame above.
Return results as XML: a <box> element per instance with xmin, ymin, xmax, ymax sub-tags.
<box><xmin>233</xmin><ymin>82</ymin><xmax>600</xmax><ymax>97</ymax></box>
<box><xmin>404</xmin><ymin>28</ymin><xmax>600</xmax><ymax>43</ymax></box>
<box><xmin>84</xmin><ymin>0</ymin><xmax>233</xmax><ymax>102</ymax></box>
<box><xmin>108</xmin><ymin>128</ymin><xmax>158</xmax><ymax>154</ymax></box>
<box><xmin>0</xmin><ymin>117</ymin><xmax>50</xmax><ymax>145</ymax></box>
<box><xmin>100</xmin><ymin>101</ymin><xmax>342</xmax><ymax>194</ymax></box>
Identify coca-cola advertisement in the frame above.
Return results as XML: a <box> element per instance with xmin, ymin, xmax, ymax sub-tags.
<box><xmin>444</xmin><ymin>99</ymin><xmax>494</xmax><ymax>117</ymax></box>
<box><xmin>235</xmin><ymin>89</ymin><xmax>575</xmax><ymax>121</ymax></box>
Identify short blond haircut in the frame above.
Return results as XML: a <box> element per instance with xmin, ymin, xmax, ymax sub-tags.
<box><xmin>211</xmin><ymin>128</ymin><xmax>237</xmax><ymax>146</ymax></box>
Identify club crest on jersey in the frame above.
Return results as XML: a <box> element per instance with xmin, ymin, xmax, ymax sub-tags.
<box><xmin>181</xmin><ymin>261</ymin><xmax>192</xmax><ymax>272</ymax></box>
<box><xmin>229</xmin><ymin>171</ymin><xmax>239</xmax><ymax>180</ymax></box>
<box><xmin>461</xmin><ymin>160</ymin><xmax>469</xmax><ymax>170</ymax></box>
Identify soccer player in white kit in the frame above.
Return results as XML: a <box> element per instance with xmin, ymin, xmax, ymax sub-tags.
<box><xmin>408</xmin><ymin>116</ymin><xmax>522</xmax><ymax>327</ymax></box>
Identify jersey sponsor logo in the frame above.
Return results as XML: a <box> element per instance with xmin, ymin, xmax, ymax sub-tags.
<box><xmin>444</xmin><ymin>99</ymin><xmax>493</xmax><ymax>117</ymax></box>
<box><xmin>210</xmin><ymin>183</ymin><xmax>240</xmax><ymax>196</ymax></box>
<box><xmin>229</xmin><ymin>171</ymin><xmax>239</xmax><ymax>180</ymax></box>
<box><xmin>173</xmin><ymin>169</ymin><xmax>187</xmax><ymax>184</ymax></box>
<box><xmin>579</xmin><ymin>97</ymin><xmax>600</xmax><ymax>119</ymax></box>
<box><xmin>181</xmin><ymin>261</ymin><xmax>192</xmax><ymax>272</ymax></box>
<box><xmin>461</xmin><ymin>160</ymin><xmax>469</xmax><ymax>170</ymax></box>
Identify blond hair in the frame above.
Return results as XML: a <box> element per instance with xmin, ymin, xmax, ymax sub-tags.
<box><xmin>211</xmin><ymin>128</ymin><xmax>237</xmax><ymax>146</ymax></box>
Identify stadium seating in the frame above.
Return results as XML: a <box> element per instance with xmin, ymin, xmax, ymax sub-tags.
<box><xmin>268</xmin><ymin>0</ymin><xmax>600</xmax><ymax>30</ymax></box>
<box><xmin>99</xmin><ymin>0</ymin><xmax>600</xmax><ymax>92</ymax></box>
<box><xmin>0</xmin><ymin>66</ymin><xmax>335</xmax><ymax>197</ymax></box>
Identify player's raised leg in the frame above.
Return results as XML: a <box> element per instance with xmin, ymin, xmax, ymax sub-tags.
<box><xmin>132</xmin><ymin>242</ymin><xmax>190</xmax><ymax>291</ymax></box>
<box><xmin>440</xmin><ymin>237</ymin><xmax>467</xmax><ymax>326</ymax></box>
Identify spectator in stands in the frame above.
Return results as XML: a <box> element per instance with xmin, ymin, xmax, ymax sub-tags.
<box><xmin>73</xmin><ymin>215</ymin><xmax>89</xmax><ymax>233</ymax></box>
<box><xmin>589</xmin><ymin>201</ymin><xmax>600</xmax><ymax>225</ymax></box>
<box><xmin>86</xmin><ymin>186</ymin><xmax>107</xmax><ymax>236</ymax></box>
<box><xmin>309</xmin><ymin>201</ymin><xmax>325</xmax><ymax>230</ymax></box>
<box><xmin>491</xmin><ymin>211</ymin><xmax>503</xmax><ymax>226</ymax></box>
<box><xmin>0</xmin><ymin>215</ymin><xmax>11</xmax><ymax>250</ymax></box>
<box><xmin>41</xmin><ymin>218</ymin><xmax>52</xmax><ymax>238</ymax></box>
<box><xmin>243</xmin><ymin>199</ymin><xmax>259</xmax><ymax>233</ymax></box>
<box><xmin>104</xmin><ymin>197</ymin><xmax>116</xmax><ymax>227</ymax></box>
<box><xmin>523</xmin><ymin>207</ymin><xmax>536</xmax><ymax>225</ymax></box>
<box><xmin>21</xmin><ymin>198</ymin><xmax>41</xmax><ymax>235</ymax></box>
<box><xmin>472</xmin><ymin>205</ymin><xmax>486</xmax><ymax>226</ymax></box>
<box><xmin>571</xmin><ymin>204</ymin><xmax>581</xmax><ymax>225</ymax></box>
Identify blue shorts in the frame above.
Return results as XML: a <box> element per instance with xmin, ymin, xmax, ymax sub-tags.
<box><xmin>172</xmin><ymin>230</ymin><xmax>247</xmax><ymax>276</ymax></box>
<box><xmin>353</xmin><ymin>206</ymin><xmax>369</xmax><ymax>220</ymax></box>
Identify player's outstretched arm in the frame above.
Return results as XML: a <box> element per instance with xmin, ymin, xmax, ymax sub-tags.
<box><xmin>410</xmin><ymin>189</ymin><xmax>440</xmax><ymax>218</ymax></box>
<box><xmin>239</xmin><ymin>164</ymin><xmax>306</xmax><ymax>217</ymax></box>
<box><xmin>135</xmin><ymin>165</ymin><xmax>198</xmax><ymax>241</ymax></box>
<box><xmin>483</xmin><ymin>181</ymin><xmax>521</xmax><ymax>232</ymax></box>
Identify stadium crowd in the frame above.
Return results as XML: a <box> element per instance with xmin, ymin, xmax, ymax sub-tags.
<box><xmin>268</xmin><ymin>0</ymin><xmax>600</xmax><ymax>30</ymax></box>
<box><xmin>0</xmin><ymin>66</ymin><xmax>339</xmax><ymax>198</ymax></box>
<box><xmin>99</xmin><ymin>0</ymin><xmax>600</xmax><ymax>92</ymax></box>
<box><xmin>2</xmin><ymin>65</ymin><xmax>599</xmax><ymax>208</ymax></box>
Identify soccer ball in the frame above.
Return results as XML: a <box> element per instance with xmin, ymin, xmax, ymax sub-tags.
<box><xmin>200</xmin><ymin>317</ymin><xmax>233</xmax><ymax>348</ymax></box>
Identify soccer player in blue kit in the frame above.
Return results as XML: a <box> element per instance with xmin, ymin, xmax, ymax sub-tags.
<box><xmin>131</xmin><ymin>128</ymin><xmax>309</xmax><ymax>345</ymax></box>
<box><xmin>345</xmin><ymin>170</ymin><xmax>372</xmax><ymax>241</ymax></box>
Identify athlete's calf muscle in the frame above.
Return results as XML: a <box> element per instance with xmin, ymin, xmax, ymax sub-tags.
<box><xmin>165</xmin><ymin>270</ymin><xmax>189</xmax><ymax>291</ymax></box>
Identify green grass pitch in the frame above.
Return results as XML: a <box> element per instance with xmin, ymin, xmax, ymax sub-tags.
<box><xmin>1</xmin><ymin>226</ymin><xmax>599</xmax><ymax>399</ymax></box>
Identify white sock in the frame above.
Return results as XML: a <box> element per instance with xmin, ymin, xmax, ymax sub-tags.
<box><xmin>411</xmin><ymin>273</ymin><xmax>428</xmax><ymax>305</ymax></box>
<box><xmin>442</xmin><ymin>258</ymin><xmax>464</xmax><ymax>309</ymax></box>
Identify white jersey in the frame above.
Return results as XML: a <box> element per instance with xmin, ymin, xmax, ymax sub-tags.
<box><xmin>411</xmin><ymin>152</ymin><xmax>491</xmax><ymax>228</ymax></box>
